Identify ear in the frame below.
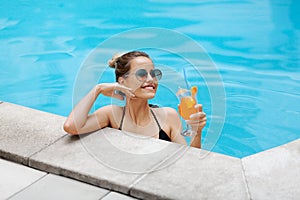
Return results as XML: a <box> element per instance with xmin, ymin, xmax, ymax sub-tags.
<box><xmin>118</xmin><ymin>77</ymin><xmax>125</xmax><ymax>84</ymax></box>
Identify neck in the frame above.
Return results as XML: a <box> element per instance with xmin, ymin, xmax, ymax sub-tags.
<box><xmin>126</xmin><ymin>98</ymin><xmax>151</xmax><ymax>125</ymax></box>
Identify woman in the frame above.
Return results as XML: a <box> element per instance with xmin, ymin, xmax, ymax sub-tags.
<box><xmin>63</xmin><ymin>51</ymin><xmax>206</xmax><ymax>148</ymax></box>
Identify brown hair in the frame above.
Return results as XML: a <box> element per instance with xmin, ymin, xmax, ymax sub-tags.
<box><xmin>108</xmin><ymin>51</ymin><xmax>150</xmax><ymax>82</ymax></box>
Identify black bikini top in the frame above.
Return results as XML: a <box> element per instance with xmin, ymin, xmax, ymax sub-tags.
<box><xmin>118</xmin><ymin>106</ymin><xmax>171</xmax><ymax>142</ymax></box>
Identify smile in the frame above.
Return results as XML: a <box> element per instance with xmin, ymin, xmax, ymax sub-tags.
<box><xmin>141</xmin><ymin>84</ymin><xmax>156</xmax><ymax>90</ymax></box>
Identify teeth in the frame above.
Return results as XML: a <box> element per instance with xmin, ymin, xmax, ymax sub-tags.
<box><xmin>142</xmin><ymin>86</ymin><xmax>154</xmax><ymax>89</ymax></box>
<box><xmin>142</xmin><ymin>85</ymin><xmax>154</xmax><ymax>88</ymax></box>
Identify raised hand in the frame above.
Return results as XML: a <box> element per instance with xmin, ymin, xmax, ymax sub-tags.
<box><xmin>97</xmin><ymin>83</ymin><xmax>135</xmax><ymax>100</ymax></box>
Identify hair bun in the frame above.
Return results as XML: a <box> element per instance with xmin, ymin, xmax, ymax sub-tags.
<box><xmin>108</xmin><ymin>53</ymin><xmax>123</xmax><ymax>68</ymax></box>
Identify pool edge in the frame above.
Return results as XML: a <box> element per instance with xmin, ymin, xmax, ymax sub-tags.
<box><xmin>1</xmin><ymin>102</ymin><xmax>299</xmax><ymax>199</ymax></box>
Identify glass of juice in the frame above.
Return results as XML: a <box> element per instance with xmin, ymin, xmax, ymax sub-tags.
<box><xmin>177</xmin><ymin>86</ymin><xmax>198</xmax><ymax>136</ymax></box>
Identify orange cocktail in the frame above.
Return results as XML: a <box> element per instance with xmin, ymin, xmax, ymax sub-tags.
<box><xmin>178</xmin><ymin>86</ymin><xmax>198</xmax><ymax>119</ymax></box>
<box><xmin>177</xmin><ymin>86</ymin><xmax>198</xmax><ymax>136</ymax></box>
<box><xmin>178</xmin><ymin>95</ymin><xmax>197</xmax><ymax>120</ymax></box>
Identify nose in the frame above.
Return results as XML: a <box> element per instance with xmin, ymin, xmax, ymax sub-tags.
<box><xmin>145</xmin><ymin>72</ymin><xmax>154</xmax><ymax>82</ymax></box>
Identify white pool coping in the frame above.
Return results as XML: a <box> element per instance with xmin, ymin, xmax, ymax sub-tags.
<box><xmin>0</xmin><ymin>101</ymin><xmax>299</xmax><ymax>199</ymax></box>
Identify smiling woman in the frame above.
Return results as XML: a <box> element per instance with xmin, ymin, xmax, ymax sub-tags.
<box><xmin>63</xmin><ymin>51</ymin><xmax>207</xmax><ymax>148</ymax></box>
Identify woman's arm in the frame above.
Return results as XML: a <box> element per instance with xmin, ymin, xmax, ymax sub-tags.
<box><xmin>190</xmin><ymin>132</ymin><xmax>202</xmax><ymax>148</ymax></box>
<box><xmin>63</xmin><ymin>83</ymin><xmax>135</xmax><ymax>135</ymax></box>
<box><xmin>166</xmin><ymin>107</ymin><xmax>187</xmax><ymax>145</ymax></box>
<box><xmin>63</xmin><ymin>85</ymin><xmax>105</xmax><ymax>134</ymax></box>
<box><xmin>188</xmin><ymin>104</ymin><xmax>206</xmax><ymax>148</ymax></box>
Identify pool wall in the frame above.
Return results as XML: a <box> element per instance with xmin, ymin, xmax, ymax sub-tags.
<box><xmin>0</xmin><ymin>102</ymin><xmax>299</xmax><ymax>200</ymax></box>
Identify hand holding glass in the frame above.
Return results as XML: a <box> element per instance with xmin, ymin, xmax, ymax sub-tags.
<box><xmin>177</xmin><ymin>86</ymin><xmax>198</xmax><ymax>136</ymax></box>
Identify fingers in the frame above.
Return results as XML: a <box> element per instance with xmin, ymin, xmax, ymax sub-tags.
<box><xmin>186</xmin><ymin>109</ymin><xmax>207</xmax><ymax>130</ymax></box>
<box><xmin>188</xmin><ymin>104</ymin><xmax>205</xmax><ymax>123</ymax></box>
<box><xmin>99</xmin><ymin>83</ymin><xmax>136</xmax><ymax>99</ymax></box>
<box><xmin>189</xmin><ymin>111</ymin><xmax>205</xmax><ymax>119</ymax></box>
<box><xmin>115</xmin><ymin>84</ymin><xmax>136</xmax><ymax>99</ymax></box>
<box><xmin>186</xmin><ymin>116</ymin><xmax>206</xmax><ymax>130</ymax></box>
<box><xmin>186</xmin><ymin>117</ymin><xmax>207</xmax><ymax>125</ymax></box>
<box><xmin>194</xmin><ymin>104</ymin><xmax>203</xmax><ymax>112</ymax></box>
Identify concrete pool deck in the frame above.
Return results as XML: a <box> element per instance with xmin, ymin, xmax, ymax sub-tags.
<box><xmin>0</xmin><ymin>101</ymin><xmax>299</xmax><ymax>200</ymax></box>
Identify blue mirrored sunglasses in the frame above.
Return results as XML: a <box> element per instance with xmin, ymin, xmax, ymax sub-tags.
<box><xmin>125</xmin><ymin>69</ymin><xmax>162</xmax><ymax>82</ymax></box>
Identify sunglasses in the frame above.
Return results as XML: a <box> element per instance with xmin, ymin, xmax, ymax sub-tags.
<box><xmin>124</xmin><ymin>69</ymin><xmax>162</xmax><ymax>82</ymax></box>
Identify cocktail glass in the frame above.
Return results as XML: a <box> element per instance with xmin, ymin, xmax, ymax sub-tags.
<box><xmin>177</xmin><ymin>86</ymin><xmax>198</xmax><ymax>136</ymax></box>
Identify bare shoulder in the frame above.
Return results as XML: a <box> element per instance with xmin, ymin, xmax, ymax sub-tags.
<box><xmin>163</xmin><ymin>107</ymin><xmax>178</xmax><ymax>115</ymax></box>
<box><xmin>162</xmin><ymin>107</ymin><xmax>179</xmax><ymax>116</ymax></box>
<box><xmin>153</xmin><ymin>106</ymin><xmax>185</xmax><ymax>144</ymax></box>
<box><xmin>94</xmin><ymin>105</ymin><xmax>123</xmax><ymax>128</ymax></box>
<box><xmin>152</xmin><ymin>107</ymin><xmax>179</xmax><ymax>121</ymax></box>
<box><xmin>95</xmin><ymin>104</ymin><xmax>122</xmax><ymax>113</ymax></box>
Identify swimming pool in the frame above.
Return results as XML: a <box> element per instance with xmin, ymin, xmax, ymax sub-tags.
<box><xmin>1</xmin><ymin>0</ymin><xmax>300</xmax><ymax>158</ymax></box>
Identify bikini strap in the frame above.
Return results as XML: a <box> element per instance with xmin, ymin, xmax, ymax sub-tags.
<box><xmin>119</xmin><ymin>106</ymin><xmax>126</xmax><ymax>130</ymax></box>
<box><xmin>150</xmin><ymin>109</ymin><xmax>162</xmax><ymax>130</ymax></box>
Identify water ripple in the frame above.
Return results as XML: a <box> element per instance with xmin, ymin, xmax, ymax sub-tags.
<box><xmin>0</xmin><ymin>18</ymin><xmax>20</xmax><ymax>30</ymax></box>
<box><xmin>21</xmin><ymin>52</ymin><xmax>73</xmax><ymax>62</ymax></box>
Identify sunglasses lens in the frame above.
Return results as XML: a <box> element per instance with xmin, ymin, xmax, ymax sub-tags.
<box><xmin>135</xmin><ymin>69</ymin><xmax>162</xmax><ymax>82</ymax></box>
<box><xmin>151</xmin><ymin>69</ymin><xmax>162</xmax><ymax>80</ymax></box>
<box><xmin>135</xmin><ymin>69</ymin><xmax>148</xmax><ymax>81</ymax></box>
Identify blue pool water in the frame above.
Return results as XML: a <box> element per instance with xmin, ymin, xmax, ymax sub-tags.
<box><xmin>1</xmin><ymin>0</ymin><xmax>300</xmax><ymax>158</ymax></box>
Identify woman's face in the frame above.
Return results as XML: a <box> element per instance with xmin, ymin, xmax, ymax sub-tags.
<box><xmin>122</xmin><ymin>56</ymin><xmax>158</xmax><ymax>99</ymax></box>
